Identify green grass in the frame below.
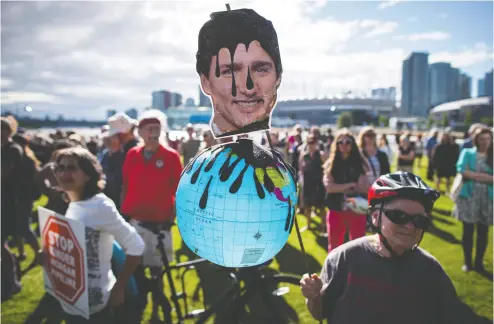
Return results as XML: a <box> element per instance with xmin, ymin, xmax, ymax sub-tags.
<box><xmin>2</xmin><ymin>160</ymin><xmax>492</xmax><ymax>323</ymax></box>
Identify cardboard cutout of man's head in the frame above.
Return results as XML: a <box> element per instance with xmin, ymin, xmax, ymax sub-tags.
<box><xmin>196</xmin><ymin>8</ymin><xmax>282</xmax><ymax>138</ymax></box>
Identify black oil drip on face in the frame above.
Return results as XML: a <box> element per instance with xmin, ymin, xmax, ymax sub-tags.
<box><xmin>230</xmin><ymin>50</ymin><xmax>236</xmax><ymax>97</ymax></box>
<box><xmin>246</xmin><ymin>68</ymin><xmax>254</xmax><ymax>90</ymax></box>
<box><xmin>215</xmin><ymin>55</ymin><xmax>220</xmax><ymax>78</ymax></box>
<box><xmin>218</xmin><ymin>41</ymin><xmax>254</xmax><ymax>97</ymax></box>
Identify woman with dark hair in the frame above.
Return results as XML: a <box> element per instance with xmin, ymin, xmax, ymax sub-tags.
<box><xmin>323</xmin><ymin>129</ymin><xmax>370</xmax><ymax>251</ymax></box>
<box><xmin>36</xmin><ymin>139</ymin><xmax>77</xmax><ymax>216</ymax></box>
<box><xmin>357</xmin><ymin>127</ymin><xmax>390</xmax><ymax>185</ymax></box>
<box><xmin>40</xmin><ymin>147</ymin><xmax>145</xmax><ymax>323</ymax></box>
<box><xmin>454</xmin><ymin>128</ymin><xmax>493</xmax><ymax>274</ymax></box>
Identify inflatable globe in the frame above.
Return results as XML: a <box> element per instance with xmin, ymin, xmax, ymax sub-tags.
<box><xmin>176</xmin><ymin>138</ymin><xmax>298</xmax><ymax>267</ymax></box>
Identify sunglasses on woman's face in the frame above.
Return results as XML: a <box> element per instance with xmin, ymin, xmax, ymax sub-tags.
<box><xmin>55</xmin><ymin>164</ymin><xmax>79</xmax><ymax>173</ymax></box>
<box><xmin>383</xmin><ymin>209</ymin><xmax>431</xmax><ymax>230</ymax></box>
<box><xmin>365</xmin><ymin>133</ymin><xmax>376</xmax><ymax>138</ymax></box>
<box><xmin>337</xmin><ymin>140</ymin><xmax>352</xmax><ymax>145</ymax></box>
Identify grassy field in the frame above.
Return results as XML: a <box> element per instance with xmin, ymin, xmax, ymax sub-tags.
<box><xmin>1</xmin><ymin>161</ymin><xmax>492</xmax><ymax>323</ymax></box>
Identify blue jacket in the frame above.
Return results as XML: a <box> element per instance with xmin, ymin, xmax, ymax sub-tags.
<box><xmin>425</xmin><ymin>137</ymin><xmax>438</xmax><ymax>157</ymax></box>
<box><xmin>456</xmin><ymin>147</ymin><xmax>493</xmax><ymax>199</ymax></box>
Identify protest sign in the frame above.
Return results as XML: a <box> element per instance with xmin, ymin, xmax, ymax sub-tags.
<box><xmin>38</xmin><ymin>207</ymin><xmax>89</xmax><ymax>319</ymax></box>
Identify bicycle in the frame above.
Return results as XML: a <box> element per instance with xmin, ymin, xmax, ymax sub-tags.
<box><xmin>146</xmin><ymin>224</ymin><xmax>303</xmax><ymax>324</ymax></box>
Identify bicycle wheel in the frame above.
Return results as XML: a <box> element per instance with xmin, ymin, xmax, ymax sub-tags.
<box><xmin>240</xmin><ymin>273</ymin><xmax>303</xmax><ymax>324</ymax></box>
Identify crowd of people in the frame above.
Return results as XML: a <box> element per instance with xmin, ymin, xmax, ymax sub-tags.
<box><xmin>1</xmin><ymin>110</ymin><xmax>492</xmax><ymax>323</ymax></box>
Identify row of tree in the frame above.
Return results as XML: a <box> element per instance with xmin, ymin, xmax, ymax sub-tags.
<box><xmin>336</xmin><ymin>112</ymin><xmax>390</xmax><ymax>128</ymax></box>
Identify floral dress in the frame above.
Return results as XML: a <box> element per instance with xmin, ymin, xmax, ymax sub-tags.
<box><xmin>454</xmin><ymin>154</ymin><xmax>493</xmax><ymax>225</ymax></box>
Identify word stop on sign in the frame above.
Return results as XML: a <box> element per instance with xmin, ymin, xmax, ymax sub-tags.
<box><xmin>48</xmin><ymin>231</ymin><xmax>74</xmax><ymax>254</ymax></box>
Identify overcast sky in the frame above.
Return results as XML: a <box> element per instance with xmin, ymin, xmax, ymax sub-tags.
<box><xmin>1</xmin><ymin>0</ymin><xmax>493</xmax><ymax>120</ymax></box>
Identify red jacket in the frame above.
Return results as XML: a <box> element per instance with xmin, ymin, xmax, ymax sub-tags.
<box><xmin>122</xmin><ymin>145</ymin><xmax>183</xmax><ymax>222</ymax></box>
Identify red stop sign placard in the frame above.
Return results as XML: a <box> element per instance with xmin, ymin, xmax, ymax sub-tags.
<box><xmin>42</xmin><ymin>216</ymin><xmax>86</xmax><ymax>305</ymax></box>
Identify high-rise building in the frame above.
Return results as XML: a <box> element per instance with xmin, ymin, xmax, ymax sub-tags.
<box><xmin>478</xmin><ymin>79</ymin><xmax>485</xmax><ymax>97</ymax></box>
<box><xmin>401</xmin><ymin>52</ymin><xmax>429</xmax><ymax>117</ymax></box>
<box><xmin>125</xmin><ymin>108</ymin><xmax>138</xmax><ymax>119</ymax></box>
<box><xmin>198</xmin><ymin>85</ymin><xmax>212</xmax><ymax>107</ymax></box>
<box><xmin>448</xmin><ymin>68</ymin><xmax>461</xmax><ymax>102</ymax></box>
<box><xmin>429</xmin><ymin>62</ymin><xmax>451</xmax><ymax>107</ymax></box>
<box><xmin>107</xmin><ymin>109</ymin><xmax>117</xmax><ymax>119</ymax></box>
<box><xmin>152</xmin><ymin>90</ymin><xmax>173</xmax><ymax>111</ymax></box>
<box><xmin>388</xmin><ymin>87</ymin><xmax>396</xmax><ymax>102</ymax></box>
<box><xmin>171</xmin><ymin>93</ymin><xmax>183</xmax><ymax>107</ymax></box>
<box><xmin>459</xmin><ymin>73</ymin><xmax>472</xmax><ymax>100</ymax></box>
<box><xmin>485</xmin><ymin>69</ymin><xmax>493</xmax><ymax>97</ymax></box>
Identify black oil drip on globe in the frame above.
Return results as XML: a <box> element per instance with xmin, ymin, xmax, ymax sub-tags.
<box><xmin>185</xmin><ymin>138</ymin><xmax>296</xmax><ymax>232</ymax></box>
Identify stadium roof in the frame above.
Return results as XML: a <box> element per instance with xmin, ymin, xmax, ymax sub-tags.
<box><xmin>430</xmin><ymin>97</ymin><xmax>493</xmax><ymax>114</ymax></box>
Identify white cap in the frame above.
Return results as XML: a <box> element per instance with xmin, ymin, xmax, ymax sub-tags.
<box><xmin>107</xmin><ymin>113</ymin><xmax>136</xmax><ymax>136</ymax></box>
<box><xmin>138</xmin><ymin>109</ymin><xmax>168</xmax><ymax>132</ymax></box>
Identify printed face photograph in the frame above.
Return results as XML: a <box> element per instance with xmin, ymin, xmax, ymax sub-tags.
<box><xmin>201</xmin><ymin>40</ymin><xmax>280</xmax><ymax>138</ymax></box>
<box><xmin>196</xmin><ymin>8</ymin><xmax>283</xmax><ymax>138</ymax></box>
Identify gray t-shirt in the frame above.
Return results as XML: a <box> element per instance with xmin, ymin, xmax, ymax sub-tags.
<box><xmin>320</xmin><ymin>236</ymin><xmax>475</xmax><ymax>324</ymax></box>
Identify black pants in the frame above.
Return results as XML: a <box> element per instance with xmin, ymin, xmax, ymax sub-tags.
<box><xmin>462</xmin><ymin>222</ymin><xmax>489</xmax><ymax>267</ymax></box>
<box><xmin>64</xmin><ymin>307</ymin><xmax>113</xmax><ymax>324</ymax></box>
<box><xmin>427</xmin><ymin>157</ymin><xmax>435</xmax><ymax>181</ymax></box>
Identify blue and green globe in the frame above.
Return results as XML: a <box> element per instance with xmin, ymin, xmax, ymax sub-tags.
<box><xmin>175</xmin><ymin>139</ymin><xmax>298</xmax><ymax>268</ymax></box>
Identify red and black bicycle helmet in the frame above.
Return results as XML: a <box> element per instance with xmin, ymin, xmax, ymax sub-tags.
<box><xmin>368</xmin><ymin>171</ymin><xmax>440</xmax><ymax>212</ymax></box>
<box><xmin>368</xmin><ymin>172</ymin><xmax>440</xmax><ymax>258</ymax></box>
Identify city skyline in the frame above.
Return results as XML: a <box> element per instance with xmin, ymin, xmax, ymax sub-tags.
<box><xmin>1</xmin><ymin>1</ymin><xmax>493</xmax><ymax>120</ymax></box>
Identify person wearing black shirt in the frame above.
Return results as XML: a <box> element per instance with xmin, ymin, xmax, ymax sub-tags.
<box><xmin>397</xmin><ymin>134</ymin><xmax>415</xmax><ymax>173</ymax></box>
<box><xmin>300</xmin><ymin>134</ymin><xmax>327</xmax><ymax>234</ymax></box>
<box><xmin>1</xmin><ymin>117</ymin><xmax>23</xmax><ymax>300</ymax></box>
<box><xmin>1</xmin><ymin>118</ymin><xmax>23</xmax><ymax>243</ymax></box>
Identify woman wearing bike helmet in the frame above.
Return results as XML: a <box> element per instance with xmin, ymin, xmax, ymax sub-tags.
<box><xmin>301</xmin><ymin>172</ymin><xmax>475</xmax><ymax>324</ymax></box>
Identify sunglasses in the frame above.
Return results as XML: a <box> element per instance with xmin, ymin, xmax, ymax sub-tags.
<box><xmin>383</xmin><ymin>209</ymin><xmax>431</xmax><ymax>230</ymax></box>
<box><xmin>307</xmin><ymin>141</ymin><xmax>316</xmax><ymax>145</ymax></box>
<box><xmin>365</xmin><ymin>133</ymin><xmax>376</xmax><ymax>138</ymax></box>
<box><xmin>337</xmin><ymin>140</ymin><xmax>352</xmax><ymax>145</ymax></box>
<box><xmin>55</xmin><ymin>164</ymin><xmax>79</xmax><ymax>173</ymax></box>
